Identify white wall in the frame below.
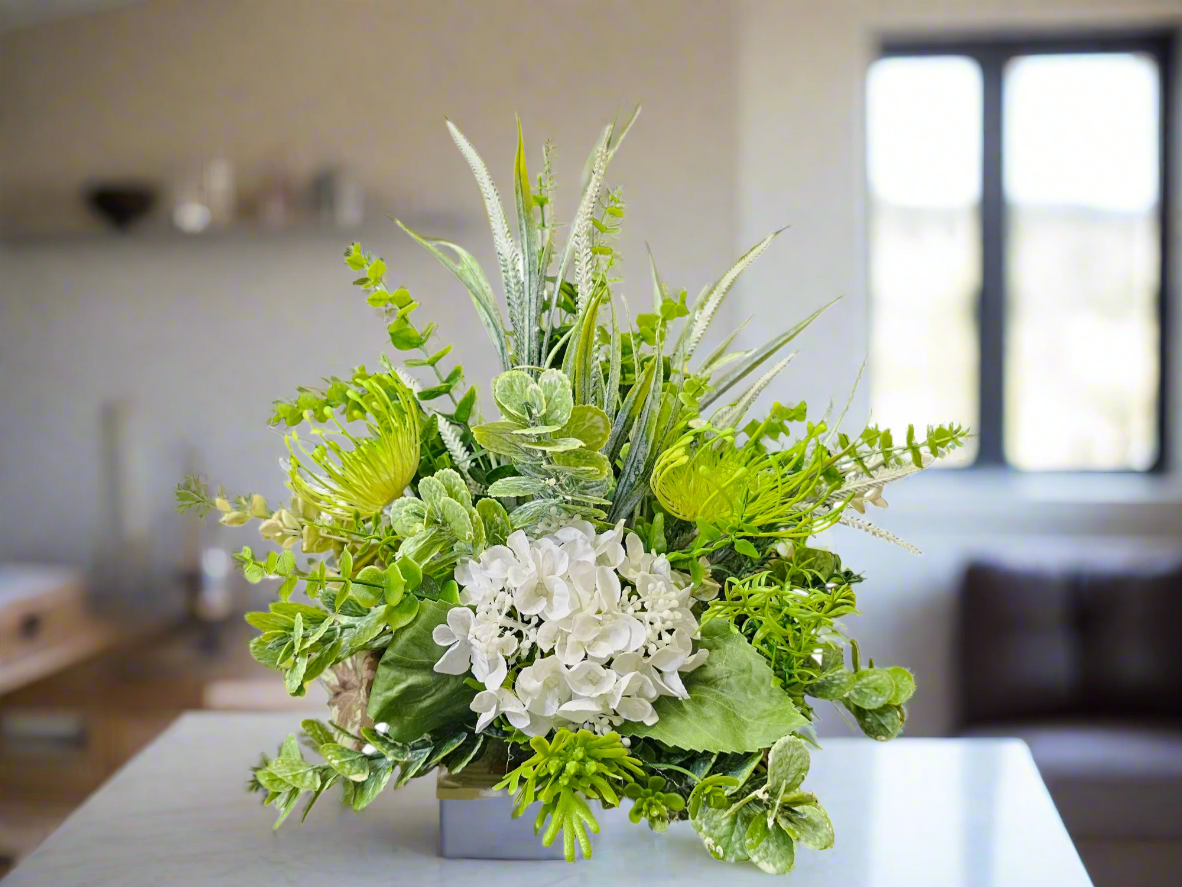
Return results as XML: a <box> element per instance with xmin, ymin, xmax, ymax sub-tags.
<box><xmin>4</xmin><ymin>0</ymin><xmax>1182</xmax><ymax>734</ymax></box>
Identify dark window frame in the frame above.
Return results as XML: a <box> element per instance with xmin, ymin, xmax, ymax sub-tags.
<box><xmin>878</xmin><ymin>32</ymin><xmax>1174</xmax><ymax>472</ymax></box>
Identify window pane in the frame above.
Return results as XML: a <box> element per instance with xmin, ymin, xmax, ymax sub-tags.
<box><xmin>868</xmin><ymin>56</ymin><xmax>981</xmax><ymax>465</ymax></box>
<box><xmin>1004</xmin><ymin>53</ymin><xmax>1161</xmax><ymax>470</ymax></box>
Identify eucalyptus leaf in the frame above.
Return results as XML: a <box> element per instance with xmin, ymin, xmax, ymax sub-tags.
<box><xmin>492</xmin><ymin>371</ymin><xmax>532</xmax><ymax>423</ymax></box>
<box><xmin>846</xmin><ymin>669</ymin><xmax>895</xmax><ymax>709</ymax></box>
<box><xmin>384</xmin><ymin>595</ymin><xmax>420</xmax><ymax>633</ymax></box>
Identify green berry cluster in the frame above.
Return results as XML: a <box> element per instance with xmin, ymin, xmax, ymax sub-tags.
<box><xmin>625</xmin><ymin>775</ymin><xmax>686</xmax><ymax>832</ymax></box>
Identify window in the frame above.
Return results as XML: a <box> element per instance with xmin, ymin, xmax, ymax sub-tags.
<box><xmin>867</xmin><ymin>36</ymin><xmax>1171</xmax><ymax>471</ymax></box>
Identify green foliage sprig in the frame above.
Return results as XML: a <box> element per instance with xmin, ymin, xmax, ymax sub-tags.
<box><xmin>241</xmin><ymin>549</ymin><xmax>423</xmax><ymax>694</ymax></box>
<box><xmin>701</xmin><ymin>550</ymin><xmax>858</xmax><ymax>706</ymax></box>
<box><xmin>690</xmin><ymin>735</ymin><xmax>833</xmax><ymax>875</ymax></box>
<box><xmin>249</xmin><ymin>719</ymin><xmax>487</xmax><ymax>827</ymax></box>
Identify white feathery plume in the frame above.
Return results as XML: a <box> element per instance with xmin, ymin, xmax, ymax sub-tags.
<box><xmin>837</xmin><ymin>515</ymin><xmax>921</xmax><ymax>555</ymax></box>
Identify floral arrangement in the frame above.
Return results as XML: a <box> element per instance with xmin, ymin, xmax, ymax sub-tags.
<box><xmin>177</xmin><ymin>110</ymin><xmax>966</xmax><ymax>875</ymax></box>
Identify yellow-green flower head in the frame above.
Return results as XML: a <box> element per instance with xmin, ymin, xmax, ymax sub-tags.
<box><xmin>651</xmin><ymin>426</ymin><xmax>784</xmax><ymax>524</ymax></box>
<box><xmin>651</xmin><ymin>423</ymin><xmax>837</xmax><ymax>537</ymax></box>
<box><xmin>286</xmin><ymin>375</ymin><xmax>420</xmax><ymax>520</ymax></box>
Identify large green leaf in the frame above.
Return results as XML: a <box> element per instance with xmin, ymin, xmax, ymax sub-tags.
<box><xmin>620</xmin><ymin>621</ymin><xmax>807</xmax><ymax>752</ymax></box>
<box><xmin>367</xmin><ymin>600</ymin><xmax>476</xmax><ymax>742</ymax></box>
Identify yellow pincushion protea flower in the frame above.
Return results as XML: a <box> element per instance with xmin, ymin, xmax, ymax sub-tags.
<box><xmin>286</xmin><ymin>375</ymin><xmax>420</xmax><ymax>520</ymax></box>
<box><xmin>650</xmin><ymin>425</ymin><xmax>840</xmax><ymax>537</ymax></box>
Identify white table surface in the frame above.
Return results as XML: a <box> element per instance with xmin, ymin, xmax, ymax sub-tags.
<box><xmin>2</xmin><ymin>712</ymin><xmax>1092</xmax><ymax>886</ymax></box>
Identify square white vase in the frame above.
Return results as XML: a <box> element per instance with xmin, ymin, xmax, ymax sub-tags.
<box><xmin>437</xmin><ymin>767</ymin><xmax>567</xmax><ymax>860</ymax></box>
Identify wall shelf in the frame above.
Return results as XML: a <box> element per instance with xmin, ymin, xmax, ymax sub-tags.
<box><xmin>1</xmin><ymin>211</ymin><xmax>473</xmax><ymax>248</ymax></box>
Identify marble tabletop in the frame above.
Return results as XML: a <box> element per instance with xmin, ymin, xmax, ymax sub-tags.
<box><xmin>2</xmin><ymin>712</ymin><xmax>1092</xmax><ymax>886</ymax></box>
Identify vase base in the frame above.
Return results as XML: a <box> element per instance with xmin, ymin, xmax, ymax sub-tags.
<box><xmin>438</xmin><ymin>796</ymin><xmax>567</xmax><ymax>860</ymax></box>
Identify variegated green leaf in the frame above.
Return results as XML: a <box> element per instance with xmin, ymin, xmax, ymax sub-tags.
<box><xmin>609</xmin><ymin>332</ymin><xmax>664</xmax><ymax>521</ymax></box>
<box><xmin>537</xmin><ymin>368</ymin><xmax>574</xmax><ymax>426</ymax></box>
<box><xmin>681</xmin><ymin>228</ymin><xmax>785</xmax><ymax>363</ymax></box>
<box><xmin>606</xmin><ymin>348</ymin><xmax>657</xmax><ymax>462</ymax></box>
<box><xmin>514</xmin><ymin>116</ymin><xmax>542</xmax><ymax>366</ymax></box>
<box><xmin>711</xmin><ymin>353</ymin><xmax>795</xmax><ymax>429</ymax></box>
<box><xmin>492</xmin><ymin>371</ymin><xmax>532</xmax><ymax>423</ymax></box>
<box><xmin>396</xmin><ymin>221</ymin><xmax>511</xmax><ymax>371</ymax></box>
<box><xmin>487</xmin><ymin>476</ymin><xmax>549</xmax><ymax>497</ymax></box>
<box><xmin>566</xmin><ymin>287</ymin><xmax>607</xmax><ymax>405</ymax></box>
<box><xmin>471</xmin><ymin>421</ymin><xmax>531</xmax><ymax>458</ymax></box>
<box><xmin>701</xmin><ymin>298</ymin><xmax>838</xmax><ymax>409</ymax></box>
<box><xmin>549</xmin><ymin>448</ymin><xmax>611</xmax><ymax>480</ymax></box>
<box><xmin>446</xmin><ymin>120</ymin><xmax>526</xmax><ymax>361</ymax></box>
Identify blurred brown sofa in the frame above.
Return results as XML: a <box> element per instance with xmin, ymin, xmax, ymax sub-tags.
<box><xmin>957</xmin><ymin>562</ymin><xmax>1182</xmax><ymax>886</ymax></box>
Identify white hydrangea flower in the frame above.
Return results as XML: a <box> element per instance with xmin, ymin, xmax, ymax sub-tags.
<box><xmin>566</xmin><ymin>661</ymin><xmax>618</xmax><ymax>698</ymax></box>
<box><xmin>471</xmin><ymin>687</ymin><xmax>528</xmax><ymax>732</ymax></box>
<box><xmin>515</xmin><ymin>655</ymin><xmax>571</xmax><ymax>717</ymax></box>
<box><xmin>431</xmin><ymin>607</ymin><xmax>475</xmax><ymax>675</ymax></box>
<box><xmin>506</xmin><ymin>533</ymin><xmax>573</xmax><ymax>620</ymax></box>
<box><xmin>439</xmin><ymin>521</ymin><xmax>709</xmax><ymax>735</ymax></box>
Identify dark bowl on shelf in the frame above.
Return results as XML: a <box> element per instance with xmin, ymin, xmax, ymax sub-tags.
<box><xmin>86</xmin><ymin>183</ymin><xmax>156</xmax><ymax>230</ymax></box>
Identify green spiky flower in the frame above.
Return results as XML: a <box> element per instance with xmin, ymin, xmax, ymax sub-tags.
<box><xmin>650</xmin><ymin>424</ymin><xmax>842</xmax><ymax>538</ymax></box>
<box><xmin>286</xmin><ymin>375</ymin><xmax>420</xmax><ymax>519</ymax></box>
<box><xmin>495</xmin><ymin>729</ymin><xmax>645</xmax><ymax>861</ymax></box>
<box><xmin>651</xmin><ymin>425</ymin><xmax>790</xmax><ymax>524</ymax></box>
